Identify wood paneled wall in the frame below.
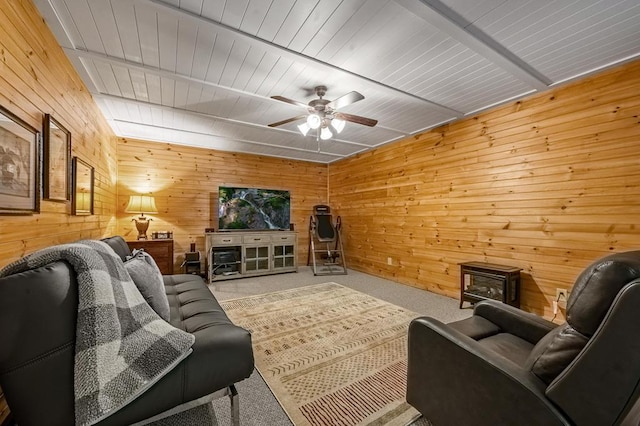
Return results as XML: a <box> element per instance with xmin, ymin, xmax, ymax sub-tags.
<box><xmin>0</xmin><ymin>1</ymin><xmax>117</xmax><ymax>267</ymax></box>
<box><xmin>116</xmin><ymin>138</ymin><xmax>328</xmax><ymax>271</ymax></box>
<box><xmin>328</xmin><ymin>60</ymin><xmax>640</xmax><ymax>320</ymax></box>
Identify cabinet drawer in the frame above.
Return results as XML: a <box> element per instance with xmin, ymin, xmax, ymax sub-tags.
<box><xmin>243</xmin><ymin>235</ymin><xmax>270</xmax><ymax>244</ymax></box>
<box><xmin>212</xmin><ymin>234</ymin><xmax>242</xmax><ymax>245</ymax></box>
<box><xmin>271</xmin><ymin>234</ymin><xmax>296</xmax><ymax>243</ymax></box>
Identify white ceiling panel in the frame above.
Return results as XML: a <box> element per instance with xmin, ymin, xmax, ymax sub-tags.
<box><xmin>35</xmin><ymin>0</ymin><xmax>640</xmax><ymax>163</ymax></box>
<box><xmin>454</xmin><ymin>0</ymin><xmax>640</xmax><ymax>82</ymax></box>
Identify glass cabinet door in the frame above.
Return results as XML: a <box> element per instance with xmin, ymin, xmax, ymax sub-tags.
<box><xmin>244</xmin><ymin>245</ymin><xmax>270</xmax><ymax>273</ymax></box>
<box><xmin>273</xmin><ymin>244</ymin><xmax>295</xmax><ymax>270</ymax></box>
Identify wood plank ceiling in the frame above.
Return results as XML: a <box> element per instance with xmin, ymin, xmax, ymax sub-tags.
<box><xmin>35</xmin><ymin>0</ymin><xmax>640</xmax><ymax>163</ymax></box>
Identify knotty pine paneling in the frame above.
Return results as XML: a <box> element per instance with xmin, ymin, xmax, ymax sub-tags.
<box><xmin>116</xmin><ymin>138</ymin><xmax>328</xmax><ymax>272</ymax></box>
<box><xmin>328</xmin><ymin>59</ymin><xmax>640</xmax><ymax>321</ymax></box>
<box><xmin>0</xmin><ymin>0</ymin><xmax>117</xmax><ymax>267</ymax></box>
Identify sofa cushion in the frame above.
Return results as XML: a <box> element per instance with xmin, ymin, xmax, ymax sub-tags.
<box><xmin>448</xmin><ymin>316</ymin><xmax>501</xmax><ymax>340</ymax></box>
<box><xmin>525</xmin><ymin>323</ymin><xmax>589</xmax><ymax>384</ymax></box>
<box><xmin>477</xmin><ymin>333</ymin><xmax>535</xmax><ymax>366</ymax></box>
<box><xmin>124</xmin><ymin>250</ymin><xmax>170</xmax><ymax>321</ymax></box>
<box><xmin>165</xmin><ymin>275</ymin><xmax>254</xmax><ymax>389</ymax></box>
<box><xmin>0</xmin><ymin>261</ymin><xmax>77</xmax><ymax>426</ymax></box>
<box><xmin>101</xmin><ymin>236</ymin><xmax>132</xmax><ymax>261</ymax></box>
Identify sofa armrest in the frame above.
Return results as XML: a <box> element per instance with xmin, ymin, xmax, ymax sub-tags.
<box><xmin>406</xmin><ymin>317</ymin><xmax>570</xmax><ymax>426</ymax></box>
<box><xmin>473</xmin><ymin>300</ymin><xmax>557</xmax><ymax>344</ymax></box>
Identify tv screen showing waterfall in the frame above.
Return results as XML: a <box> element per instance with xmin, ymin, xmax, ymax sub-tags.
<box><xmin>218</xmin><ymin>186</ymin><xmax>291</xmax><ymax>231</ymax></box>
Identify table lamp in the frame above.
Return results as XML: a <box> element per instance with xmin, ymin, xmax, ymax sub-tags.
<box><xmin>125</xmin><ymin>195</ymin><xmax>158</xmax><ymax>240</ymax></box>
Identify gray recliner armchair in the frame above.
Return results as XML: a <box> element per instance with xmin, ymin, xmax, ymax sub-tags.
<box><xmin>407</xmin><ymin>251</ymin><xmax>640</xmax><ymax>426</ymax></box>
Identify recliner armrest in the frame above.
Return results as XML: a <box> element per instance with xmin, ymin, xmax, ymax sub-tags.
<box><xmin>406</xmin><ymin>317</ymin><xmax>570</xmax><ymax>426</ymax></box>
<box><xmin>473</xmin><ymin>300</ymin><xmax>557</xmax><ymax>344</ymax></box>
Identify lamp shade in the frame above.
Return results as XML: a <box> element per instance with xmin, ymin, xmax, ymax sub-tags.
<box><xmin>307</xmin><ymin>114</ymin><xmax>321</xmax><ymax>129</ymax></box>
<box><xmin>331</xmin><ymin>118</ymin><xmax>345</xmax><ymax>133</ymax></box>
<box><xmin>320</xmin><ymin>126</ymin><xmax>333</xmax><ymax>140</ymax></box>
<box><xmin>125</xmin><ymin>195</ymin><xmax>158</xmax><ymax>214</ymax></box>
<box><xmin>297</xmin><ymin>122</ymin><xmax>311</xmax><ymax>136</ymax></box>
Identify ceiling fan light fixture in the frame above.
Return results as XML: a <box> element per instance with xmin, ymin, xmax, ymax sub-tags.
<box><xmin>320</xmin><ymin>126</ymin><xmax>333</xmax><ymax>140</ymax></box>
<box><xmin>269</xmin><ymin>87</ymin><xmax>376</xmax><ymax>140</ymax></box>
<box><xmin>331</xmin><ymin>118</ymin><xmax>345</xmax><ymax>133</ymax></box>
<box><xmin>297</xmin><ymin>122</ymin><xmax>311</xmax><ymax>136</ymax></box>
<box><xmin>307</xmin><ymin>114</ymin><xmax>321</xmax><ymax>129</ymax></box>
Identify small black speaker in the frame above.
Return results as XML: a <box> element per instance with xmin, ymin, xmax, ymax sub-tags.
<box><xmin>289</xmin><ymin>223</ymin><xmax>295</xmax><ymax>231</ymax></box>
<box><xmin>190</xmin><ymin>242</ymin><xmax>196</xmax><ymax>252</ymax></box>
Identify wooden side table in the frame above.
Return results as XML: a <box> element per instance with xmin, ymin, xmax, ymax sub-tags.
<box><xmin>127</xmin><ymin>239</ymin><xmax>174</xmax><ymax>275</ymax></box>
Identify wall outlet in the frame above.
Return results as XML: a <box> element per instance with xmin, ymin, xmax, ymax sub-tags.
<box><xmin>387</xmin><ymin>257</ymin><xmax>393</xmax><ymax>265</ymax></box>
<box><xmin>556</xmin><ymin>288</ymin><xmax>569</xmax><ymax>301</ymax></box>
<box><xmin>556</xmin><ymin>288</ymin><xmax>570</xmax><ymax>309</ymax></box>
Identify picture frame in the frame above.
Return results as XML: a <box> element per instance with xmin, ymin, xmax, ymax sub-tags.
<box><xmin>0</xmin><ymin>104</ymin><xmax>40</xmax><ymax>215</ymax></box>
<box><xmin>152</xmin><ymin>231</ymin><xmax>173</xmax><ymax>240</ymax></box>
<box><xmin>72</xmin><ymin>157</ymin><xmax>94</xmax><ymax>216</ymax></box>
<box><xmin>43</xmin><ymin>114</ymin><xmax>71</xmax><ymax>202</ymax></box>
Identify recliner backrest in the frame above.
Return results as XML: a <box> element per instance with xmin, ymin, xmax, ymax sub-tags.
<box><xmin>522</xmin><ymin>251</ymin><xmax>640</xmax><ymax>425</ymax></box>
<box><xmin>546</xmin><ymin>279</ymin><xmax>640</xmax><ymax>425</ymax></box>
<box><xmin>566</xmin><ymin>251</ymin><xmax>640</xmax><ymax>335</ymax></box>
<box><xmin>525</xmin><ymin>251</ymin><xmax>640</xmax><ymax>386</ymax></box>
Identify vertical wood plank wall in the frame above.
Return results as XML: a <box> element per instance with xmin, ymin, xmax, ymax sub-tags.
<box><xmin>329</xmin><ymin>60</ymin><xmax>640</xmax><ymax>319</ymax></box>
<box><xmin>116</xmin><ymin>138</ymin><xmax>328</xmax><ymax>270</ymax></box>
<box><xmin>0</xmin><ymin>1</ymin><xmax>117</xmax><ymax>265</ymax></box>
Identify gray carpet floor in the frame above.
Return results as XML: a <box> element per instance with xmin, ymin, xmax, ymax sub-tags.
<box><xmin>209</xmin><ymin>266</ymin><xmax>472</xmax><ymax>425</ymax></box>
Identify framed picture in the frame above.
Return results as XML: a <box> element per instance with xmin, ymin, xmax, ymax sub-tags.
<box><xmin>152</xmin><ymin>231</ymin><xmax>173</xmax><ymax>240</ymax></box>
<box><xmin>72</xmin><ymin>157</ymin><xmax>94</xmax><ymax>215</ymax></box>
<box><xmin>0</xmin><ymin>104</ymin><xmax>40</xmax><ymax>215</ymax></box>
<box><xmin>43</xmin><ymin>114</ymin><xmax>71</xmax><ymax>202</ymax></box>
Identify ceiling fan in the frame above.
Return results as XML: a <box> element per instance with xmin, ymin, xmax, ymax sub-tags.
<box><xmin>268</xmin><ymin>86</ymin><xmax>378</xmax><ymax>140</ymax></box>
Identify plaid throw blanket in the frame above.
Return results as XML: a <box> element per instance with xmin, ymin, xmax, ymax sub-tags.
<box><xmin>0</xmin><ymin>240</ymin><xmax>195</xmax><ymax>426</ymax></box>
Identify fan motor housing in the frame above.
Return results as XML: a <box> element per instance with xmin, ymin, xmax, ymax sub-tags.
<box><xmin>309</xmin><ymin>98</ymin><xmax>330</xmax><ymax>112</ymax></box>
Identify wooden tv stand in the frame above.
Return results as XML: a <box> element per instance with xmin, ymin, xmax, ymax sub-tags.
<box><xmin>205</xmin><ymin>231</ymin><xmax>297</xmax><ymax>283</ymax></box>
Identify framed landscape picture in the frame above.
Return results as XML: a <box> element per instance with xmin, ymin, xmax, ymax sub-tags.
<box><xmin>43</xmin><ymin>114</ymin><xmax>71</xmax><ymax>202</ymax></box>
<box><xmin>0</xmin><ymin>105</ymin><xmax>40</xmax><ymax>215</ymax></box>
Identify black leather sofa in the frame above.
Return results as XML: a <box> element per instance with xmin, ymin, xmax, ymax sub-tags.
<box><xmin>0</xmin><ymin>236</ymin><xmax>254</xmax><ymax>425</ymax></box>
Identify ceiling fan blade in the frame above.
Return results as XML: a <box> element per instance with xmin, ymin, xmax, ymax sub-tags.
<box><xmin>335</xmin><ymin>112</ymin><xmax>377</xmax><ymax>127</ymax></box>
<box><xmin>271</xmin><ymin>95</ymin><xmax>309</xmax><ymax>109</ymax></box>
<box><xmin>326</xmin><ymin>91</ymin><xmax>364</xmax><ymax>110</ymax></box>
<box><xmin>268</xmin><ymin>115</ymin><xmax>307</xmax><ymax>128</ymax></box>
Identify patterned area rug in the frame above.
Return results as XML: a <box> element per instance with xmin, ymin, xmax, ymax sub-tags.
<box><xmin>220</xmin><ymin>282</ymin><xmax>421</xmax><ymax>426</ymax></box>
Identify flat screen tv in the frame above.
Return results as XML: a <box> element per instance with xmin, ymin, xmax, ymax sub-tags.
<box><xmin>218</xmin><ymin>186</ymin><xmax>290</xmax><ymax>231</ymax></box>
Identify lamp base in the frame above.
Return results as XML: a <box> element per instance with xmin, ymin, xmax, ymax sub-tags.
<box><xmin>132</xmin><ymin>217</ymin><xmax>152</xmax><ymax>240</ymax></box>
